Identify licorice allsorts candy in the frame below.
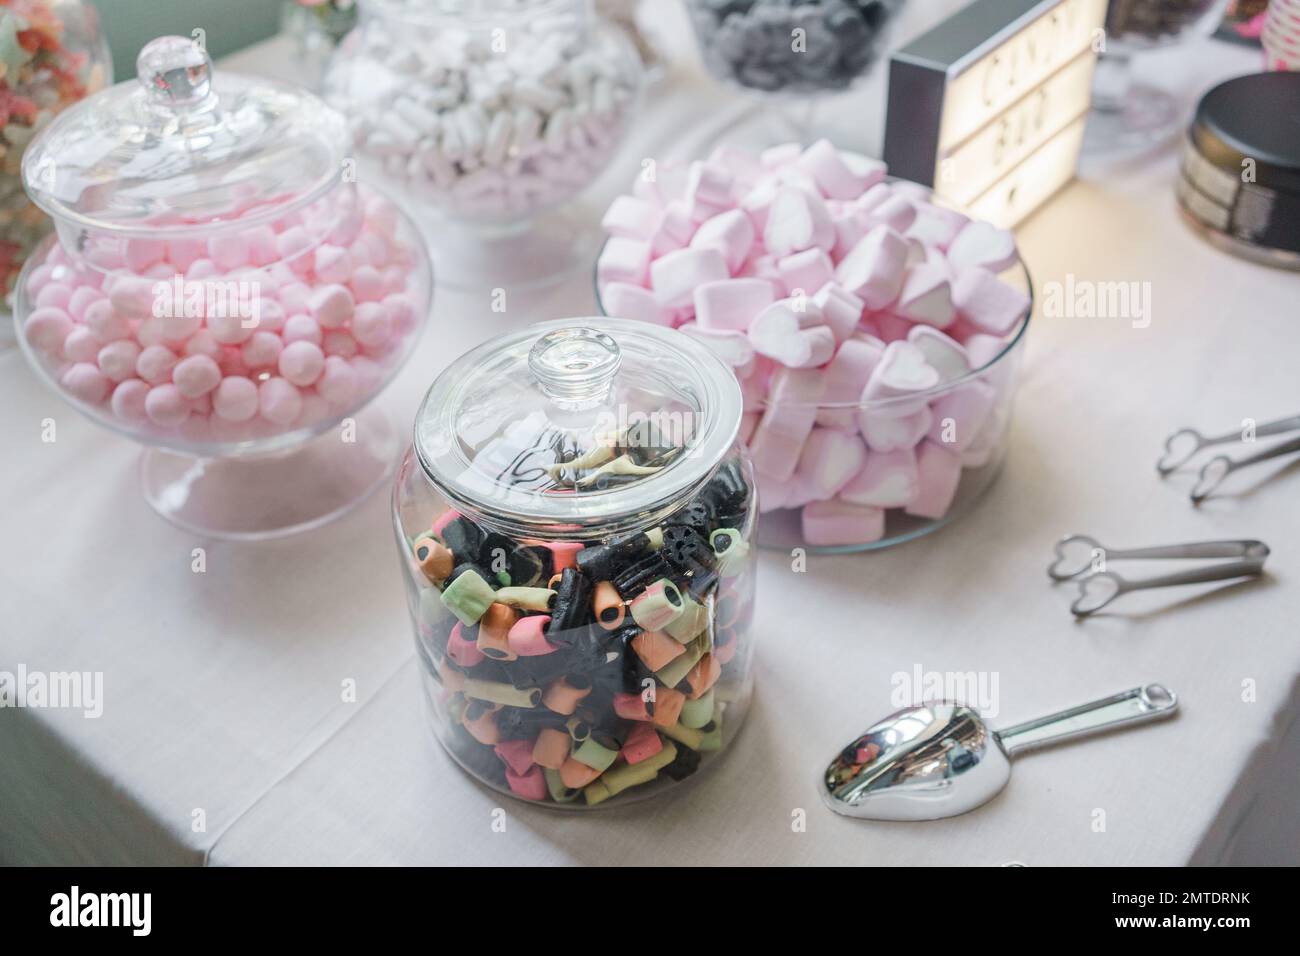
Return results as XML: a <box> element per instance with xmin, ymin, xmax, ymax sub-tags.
<box><xmin>438</xmin><ymin>515</ymin><xmax>486</xmax><ymax>565</ymax></box>
<box><xmin>412</xmin><ymin>445</ymin><xmax>754</xmax><ymax>805</ymax></box>
<box><xmin>549</xmin><ymin>566</ymin><xmax>593</xmax><ymax>637</ymax></box>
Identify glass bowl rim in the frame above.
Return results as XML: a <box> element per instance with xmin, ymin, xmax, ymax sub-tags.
<box><xmin>12</xmin><ymin>184</ymin><xmax>433</xmax><ymax>459</ymax></box>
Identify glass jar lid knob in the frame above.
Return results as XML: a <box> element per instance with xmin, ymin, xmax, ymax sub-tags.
<box><xmin>528</xmin><ymin>328</ymin><xmax>621</xmax><ymax>410</ymax></box>
<box><xmin>137</xmin><ymin>36</ymin><xmax>214</xmax><ymax>110</ymax></box>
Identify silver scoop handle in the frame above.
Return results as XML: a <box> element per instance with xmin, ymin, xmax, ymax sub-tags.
<box><xmin>995</xmin><ymin>684</ymin><xmax>1178</xmax><ymax>757</ymax></box>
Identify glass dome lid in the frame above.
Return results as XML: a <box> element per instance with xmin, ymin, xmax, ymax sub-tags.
<box><xmin>415</xmin><ymin>318</ymin><xmax>743</xmax><ymax>536</ymax></box>
<box><xmin>21</xmin><ymin>35</ymin><xmax>348</xmax><ymax>238</ymax></box>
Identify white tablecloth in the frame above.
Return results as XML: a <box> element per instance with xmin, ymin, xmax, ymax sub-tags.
<box><xmin>2</xmin><ymin>8</ymin><xmax>1298</xmax><ymax>866</ymax></box>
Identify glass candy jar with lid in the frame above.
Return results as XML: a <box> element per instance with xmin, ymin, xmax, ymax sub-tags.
<box><xmin>1</xmin><ymin>0</ymin><xmax>111</xmax><ymax>329</ymax></box>
<box><xmin>16</xmin><ymin>36</ymin><xmax>433</xmax><ymax>538</ymax></box>
<box><xmin>393</xmin><ymin>318</ymin><xmax>758</xmax><ymax>807</ymax></box>
<box><xmin>324</xmin><ymin>0</ymin><xmax>643</xmax><ymax>288</ymax></box>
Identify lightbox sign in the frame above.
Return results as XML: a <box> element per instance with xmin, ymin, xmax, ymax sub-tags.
<box><xmin>884</xmin><ymin>0</ymin><xmax>1107</xmax><ymax>227</ymax></box>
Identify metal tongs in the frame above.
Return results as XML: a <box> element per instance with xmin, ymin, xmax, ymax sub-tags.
<box><xmin>1048</xmin><ymin>534</ymin><xmax>1270</xmax><ymax>616</ymax></box>
<box><xmin>1157</xmin><ymin>413</ymin><xmax>1300</xmax><ymax>503</ymax></box>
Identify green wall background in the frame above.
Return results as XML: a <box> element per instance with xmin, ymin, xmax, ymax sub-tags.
<box><xmin>91</xmin><ymin>0</ymin><xmax>284</xmax><ymax>81</ymax></box>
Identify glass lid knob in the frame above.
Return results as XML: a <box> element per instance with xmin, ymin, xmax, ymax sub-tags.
<box><xmin>528</xmin><ymin>328</ymin><xmax>621</xmax><ymax>409</ymax></box>
<box><xmin>137</xmin><ymin>36</ymin><xmax>214</xmax><ymax>109</ymax></box>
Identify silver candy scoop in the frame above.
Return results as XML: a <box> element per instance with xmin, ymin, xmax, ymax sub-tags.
<box><xmin>820</xmin><ymin>683</ymin><xmax>1178</xmax><ymax>821</ymax></box>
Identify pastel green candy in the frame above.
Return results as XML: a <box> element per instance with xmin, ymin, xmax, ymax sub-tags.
<box><xmin>440</xmin><ymin>569</ymin><xmax>496</xmax><ymax>625</ymax></box>
<box><xmin>463</xmin><ymin>678</ymin><xmax>541</xmax><ymax>708</ymax></box>
<box><xmin>545</xmin><ymin>768</ymin><xmax>581</xmax><ymax>803</ymax></box>
<box><xmin>663</xmin><ymin>593</ymin><xmax>708</xmax><ymax>643</ymax></box>
<box><xmin>630</xmin><ymin>578</ymin><xmax>684</xmax><ymax>630</ymax></box>
<box><xmin>710</xmin><ymin>528</ymin><xmax>749</xmax><ymax>576</ymax></box>
<box><xmin>646</xmin><ymin>527</ymin><xmax>664</xmax><ymax>549</ymax></box>
<box><xmin>659</xmin><ymin>721</ymin><xmax>706</xmax><ymax>750</ymax></box>
<box><xmin>493</xmin><ymin>586</ymin><xmax>556</xmax><ymax>611</ymax></box>
<box><xmin>655</xmin><ymin>632</ymin><xmax>708</xmax><ymax>688</ymax></box>
<box><xmin>571</xmin><ymin>736</ymin><xmax>619</xmax><ymax>772</ymax></box>
<box><xmin>584</xmin><ymin>739</ymin><xmax>678</xmax><ymax>804</ymax></box>
<box><xmin>679</xmin><ymin>689</ymin><xmax>715</xmax><ymax>729</ymax></box>
<box><xmin>699</xmin><ymin>717</ymin><xmax>724</xmax><ymax>752</ymax></box>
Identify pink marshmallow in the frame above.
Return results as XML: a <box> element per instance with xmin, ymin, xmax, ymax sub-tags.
<box><xmin>905</xmin><ymin>440</ymin><xmax>963</xmax><ymax>519</ymax></box>
<box><xmin>649</xmin><ymin>201</ymin><xmax>696</xmax><ymax>255</ymax></box>
<box><xmin>748</xmin><ymin>367</ymin><xmax>823</xmax><ymax>481</ymax></box>
<box><xmin>748</xmin><ymin>300</ymin><xmax>833</xmax><ymax>368</ymax></box>
<box><xmin>684</xmin><ymin>160</ymin><xmax>734</xmax><ymax>221</ymax></box>
<box><xmin>927</xmin><ymin>381</ymin><xmax>996</xmax><ymax>453</ymax></box>
<box><xmin>796</xmin><ymin>427</ymin><xmax>868</xmax><ymax>498</ymax></box>
<box><xmin>894</xmin><ymin>262</ymin><xmax>955</xmax><ymax>328</ymax></box>
<box><xmin>601</xmin><ymin>195</ymin><xmax>664</xmax><ymax>240</ymax></box>
<box><xmin>693</xmin><ymin>278</ymin><xmax>775</xmax><ymax>332</ymax></box>
<box><xmin>953</xmin><ymin>266</ymin><xmax>1030</xmax><ymax>335</ymax></box>
<box><xmin>777</xmin><ymin>248</ymin><xmax>834</xmax><ymax>297</ymax></box>
<box><xmin>861</xmin><ymin>341</ymin><xmax>940</xmax><ymax>414</ymax></box>
<box><xmin>602</xmin><ymin>282</ymin><xmax>672</xmax><ymax>326</ymax></box>
<box><xmin>816</xmin><ymin>335</ymin><xmax>884</xmax><ymax>430</ymax></box>
<box><xmin>834</xmin><ymin>226</ymin><xmax>909</xmax><ymax>309</ymax></box>
<box><xmin>136</xmin><ymin>345</ymin><xmax>178</xmax><ymax>385</ymax></box>
<box><xmin>859</xmin><ymin>404</ymin><xmax>933</xmax><ymax>452</ymax></box>
<box><xmin>811</xmin><ymin>282</ymin><xmax>865</xmax><ymax>343</ymax></box>
<box><xmin>801</xmin><ymin>499</ymin><xmax>885</xmax><ymax>546</ymax></box>
<box><xmin>650</xmin><ymin>247</ymin><xmax>728</xmax><ymax>309</ymax></box>
<box><xmin>907</xmin><ymin>325</ymin><xmax>970</xmax><ymax>382</ymax></box>
<box><xmin>63</xmin><ymin>327</ymin><xmax>101</xmax><ymax>363</ymax></box>
<box><xmin>317</xmin><ymin>355</ymin><xmax>359</xmax><ymax>406</ymax></box>
<box><xmin>690</xmin><ymin>209</ymin><xmax>754</xmax><ymax>273</ymax></box>
<box><xmin>796</xmin><ymin>139</ymin><xmax>882</xmax><ymax>201</ymax></box>
<box><xmin>763</xmin><ymin>186</ymin><xmax>833</xmax><ymax>257</ymax></box>
<box><xmin>601</xmin><ymin>236</ymin><xmax>656</xmax><ymax>292</ymax></box>
<box><xmin>947</xmin><ymin>221</ymin><xmax>1019</xmax><ymax>272</ymax></box>
<box><xmin>840</xmin><ymin>448</ymin><xmax>919</xmax><ymax>508</ymax></box>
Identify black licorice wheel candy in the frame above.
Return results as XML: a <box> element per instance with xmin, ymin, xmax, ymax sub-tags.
<box><xmin>395</xmin><ymin>319</ymin><xmax>759</xmax><ymax>807</ymax></box>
